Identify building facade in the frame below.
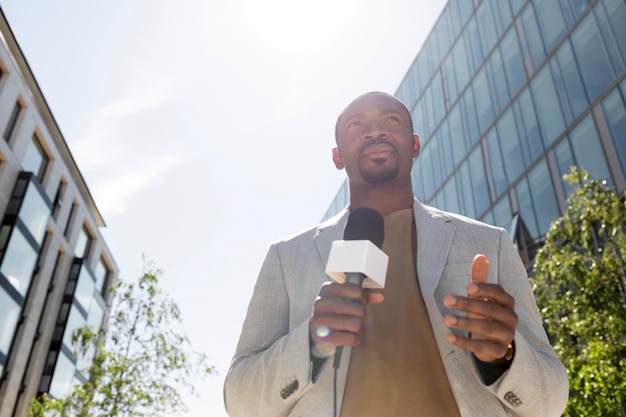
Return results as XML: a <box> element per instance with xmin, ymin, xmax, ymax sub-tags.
<box><xmin>0</xmin><ymin>10</ymin><xmax>118</xmax><ymax>417</ymax></box>
<box><xmin>324</xmin><ymin>0</ymin><xmax>626</xmax><ymax>266</ymax></box>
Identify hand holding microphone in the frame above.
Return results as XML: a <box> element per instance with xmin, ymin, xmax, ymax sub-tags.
<box><xmin>309</xmin><ymin>208</ymin><xmax>388</xmax><ymax>362</ymax></box>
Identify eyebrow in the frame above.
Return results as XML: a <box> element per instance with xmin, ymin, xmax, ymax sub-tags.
<box><xmin>341</xmin><ymin>109</ymin><xmax>404</xmax><ymax>124</ymax></box>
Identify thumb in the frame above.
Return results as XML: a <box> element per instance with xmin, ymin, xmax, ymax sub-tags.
<box><xmin>471</xmin><ymin>254</ymin><xmax>489</xmax><ymax>284</ymax></box>
<box><xmin>468</xmin><ymin>254</ymin><xmax>489</xmax><ymax>326</ymax></box>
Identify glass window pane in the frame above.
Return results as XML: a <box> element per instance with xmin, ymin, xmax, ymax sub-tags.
<box><xmin>0</xmin><ymin>288</ymin><xmax>20</xmax><ymax>353</ymax></box>
<box><xmin>473</xmin><ymin>69</ymin><xmax>495</xmax><ymax>135</ymax></box>
<box><xmin>19</xmin><ymin>183</ymin><xmax>51</xmax><ymax>245</ymax></box>
<box><xmin>500</xmin><ymin>28</ymin><xmax>526</xmax><ymax>97</ymax></box>
<box><xmin>488</xmin><ymin>50</ymin><xmax>510</xmax><ymax>113</ymax></box>
<box><xmin>448</xmin><ymin>104</ymin><xmax>467</xmax><ymax>167</ymax></box>
<box><xmin>602</xmin><ymin>0</ymin><xmax>626</xmax><ymax>64</ymax></box>
<box><xmin>497</xmin><ymin>109</ymin><xmax>526</xmax><ymax>184</ymax></box>
<box><xmin>492</xmin><ymin>195</ymin><xmax>512</xmax><ymax>230</ymax></box>
<box><xmin>602</xmin><ymin>86</ymin><xmax>626</xmax><ymax>174</ymax></box>
<box><xmin>520</xmin><ymin>4</ymin><xmax>547</xmax><ymax>70</ymax></box>
<box><xmin>534</xmin><ymin>0</ymin><xmax>567</xmax><ymax>51</ymax></box>
<box><xmin>465</xmin><ymin>17</ymin><xmax>484</xmax><ymax>71</ymax></box>
<box><xmin>22</xmin><ymin>136</ymin><xmax>48</xmax><ymax>181</ymax></box>
<box><xmin>515</xmin><ymin>177</ymin><xmax>540</xmax><ymax>238</ymax></box>
<box><xmin>456</xmin><ymin>164</ymin><xmax>476</xmax><ymax>218</ymax></box>
<box><xmin>516</xmin><ymin>89</ymin><xmax>544</xmax><ymax>161</ymax></box>
<box><xmin>451</xmin><ymin>39</ymin><xmax>470</xmax><ymax>95</ymax></box>
<box><xmin>49</xmin><ymin>351</ymin><xmax>76</xmax><ymax>399</ymax></box>
<box><xmin>94</xmin><ymin>257</ymin><xmax>109</xmax><ymax>294</ymax></box>
<box><xmin>527</xmin><ymin>159</ymin><xmax>559</xmax><ymax>236</ymax></box>
<box><xmin>468</xmin><ymin>146</ymin><xmax>490</xmax><ymax>215</ymax></box>
<box><xmin>554</xmin><ymin>137</ymin><xmax>578</xmax><ymax>196</ymax></box>
<box><xmin>75</xmin><ymin>267</ymin><xmax>94</xmax><ymax>313</ymax></box>
<box><xmin>0</xmin><ymin>229</ymin><xmax>38</xmax><ymax>297</ymax></box>
<box><xmin>477</xmin><ymin>1</ymin><xmax>498</xmax><ymax>55</ymax></box>
<box><xmin>62</xmin><ymin>306</ymin><xmax>86</xmax><ymax>349</ymax></box>
<box><xmin>530</xmin><ymin>65</ymin><xmax>565</xmax><ymax>146</ymax></box>
<box><xmin>568</xmin><ymin>115</ymin><xmax>612</xmax><ymax>184</ymax></box>
<box><xmin>442</xmin><ymin>178</ymin><xmax>460</xmax><ymax>214</ymax></box>
<box><xmin>462</xmin><ymin>89</ymin><xmax>480</xmax><ymax>146</ymax></box>
<box><xmin>556</xmin><ymin>40</ymin><xmax>589</xmax><ymax>119</ymax></box>
<box><xmin>571</xmin><ymin>12</ymin><xmax>616</xmax><ymax>101</ymax></box>
<box><xmin>595</xmin><ymin>0</ymin><xmax>625</xmax><ymax>76</ymax></box>
<box><xmin>485</xmin><ymin>128</ymin><xmax>509</xmax><ymax>197</ymax></box>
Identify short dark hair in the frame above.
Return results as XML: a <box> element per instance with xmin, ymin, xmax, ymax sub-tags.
<box><xmin>334</xmin><ymin>92</ymin><xmax>414</xmax><ymax>143</ymax></box>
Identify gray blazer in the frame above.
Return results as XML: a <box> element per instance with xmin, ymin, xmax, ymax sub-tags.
<box><xmin>224</xmin><ymin>200</ymin><xmax>569</xmax><ymax>416</ymax></box>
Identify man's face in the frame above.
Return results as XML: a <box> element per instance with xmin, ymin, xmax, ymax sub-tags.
<box><xmin>333</xmin><ymin>93</ymin><xmax>419</xmax><ymax>186</ymax></box>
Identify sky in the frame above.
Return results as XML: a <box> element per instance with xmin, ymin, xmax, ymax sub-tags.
<box><xmin>1</xmin><ymin>1</ymin><xmax>446</xmax><ymax>415</ymax></box>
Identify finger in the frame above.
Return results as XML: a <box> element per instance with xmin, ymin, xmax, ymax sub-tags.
<box><xmin>467</xmin><ymin>283</ymin><xmax>515</xmax><ymax>310</ymax></box>
<box><xmin>471</xmin><ymin>254</ymin><xmax>489</xmax><ymax>284</ymax></box>
<box><xmin>446</xmin><ymin>332</ymin><xmax>510</xmax><ymax>363</ymax></box>
<box><xmin>319</xmin><ymin>281</ymin><xmax>366</xmax><ymax>302</ymax></box>
<box><xmin>444</xmin><ymin>312</ymin><xmax>515</xmax><ymax>342</ymax></box>
<box><xmin>443</xmin><ymin>295</ymin><xmax>518</xmax><ymax>328</ymax></box>
<box><xmin>365</xmin><ymin>290</ymin><xmax>384</xmax><ymax>305</ymax></box>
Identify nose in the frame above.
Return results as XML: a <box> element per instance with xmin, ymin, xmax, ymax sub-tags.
<box><xmin>363</xmin><ymin>120</ymin><xmax>388</xmax><ymax>141</ymax></box>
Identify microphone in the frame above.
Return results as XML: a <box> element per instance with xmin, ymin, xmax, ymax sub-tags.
<box><xmin>325</xmin><ymin>207</ymin><xmax>388</xmax><ymax>368</ymax></box>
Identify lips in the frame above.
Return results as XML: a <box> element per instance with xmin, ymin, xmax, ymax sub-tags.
<box><xmin>360</xmin><ymin>141</ymin><xmax>396</xmax><ymax>159</ymax></box>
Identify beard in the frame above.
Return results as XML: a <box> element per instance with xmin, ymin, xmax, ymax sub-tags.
<box><xmin>357</xmin><ymin>138</ymin><xmax>400</xmax><ymax>184</ymax></box>
<box><xmin>360</xmin><ymin>165</ymin><xmax>399</xmax><ymax>184</ymax></box>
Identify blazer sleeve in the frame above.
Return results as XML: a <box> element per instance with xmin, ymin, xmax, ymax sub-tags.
<box><xmin>224</xmin><ymin>243</ymin><xmax>322</xmax><ymax>417</ymax></box>
<box><xmin>478</xmin><ymin>229</ymin><xmax>569</xmax><ymax>416</ymax></box>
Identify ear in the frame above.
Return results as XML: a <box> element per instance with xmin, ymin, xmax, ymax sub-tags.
<box><xmin>332</xmin><ymin>147</ymin><xmax>344</xmax><ymax>169</ymax></box>
<box><xmin>412</xmin><ymin>135</ymin><xmax>420</xmax><ymax>158</ymax></box>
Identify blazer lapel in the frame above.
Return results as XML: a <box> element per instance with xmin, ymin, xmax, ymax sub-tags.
<box><xmin>413</xmin><ymin>199</ymin><xmax>456</xmax><ymax>298</ymax></box>
<box><xmin>313</xmin><ymin>207</ymin><xmax>349</xmax><ymax>268</ymax></box>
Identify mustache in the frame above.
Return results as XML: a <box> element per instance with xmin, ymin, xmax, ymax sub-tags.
<box><xmin>359</xmin><ymin>138</ymin><xmax>398</xmax><ymax>157</ymax></box>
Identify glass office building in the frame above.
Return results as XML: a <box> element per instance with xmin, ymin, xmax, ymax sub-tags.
<box><xmin>0</xmin><ymin>9</ymin><xmax>119</xmax><ymax>417</ymax></box>
<box><xmin>324</xmin><ymin>0</ymin><xmax>626</xmax><ymax>265</ymax></box>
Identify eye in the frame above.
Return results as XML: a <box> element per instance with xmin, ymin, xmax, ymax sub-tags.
<box><xmin>346</xmin><ymin>120</ymin><xmax>363</xmax><ymax>128</ymax></box>
<box><xmin>385</xmin><ymin>115</ymin><xmax>400</xmax><ymax>122</ymax></box>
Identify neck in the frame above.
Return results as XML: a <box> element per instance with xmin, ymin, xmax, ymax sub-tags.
<box><xmin>349</xmin><ymin>182</ymin><xmax>414</xmax><ymax>217</ymax></box>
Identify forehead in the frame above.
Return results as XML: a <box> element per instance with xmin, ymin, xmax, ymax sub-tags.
<box><xmin>340</xmin><ymin>93</ymin><xmax>407</xmax><ymax>119</ymax></box>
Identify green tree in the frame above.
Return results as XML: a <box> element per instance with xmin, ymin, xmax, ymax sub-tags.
<box><xmin>532</xmin><ymin>167</ymin><xmax>626</xmax><ymax>416</ymax></box>
<box><xmin>30</xmin><ymin>262</ymin><xmax>214</xmax><ymax>417</ymax></box>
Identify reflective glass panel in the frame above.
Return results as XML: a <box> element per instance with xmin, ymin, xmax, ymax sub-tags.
<box><xmin>602</xmin><ymin>86</ymin><xmax>626</xmax><ymax>174</ymax></box>
<box><xmin>515</xmin><ymin>177</ymin><xmax>539</xmax><ymax>238</ymax></box>
<box><xmin>0</xmin><ymin>288</ymin><xmax>20</xmax><ymax>353</ymax></box>
<box><xmin>473</xmin><ymin>69</ymin><xmax>495</xmax><ymax>135</ymax></box>
<box><xmin>568</xmin><ymin>115</ymin><xmax>612</xmax><ymax>184</ymax></box>
<box><xmin>49</xmin><ymin>351</ymin><xmax>76</xmax><ymax>399</ymax></box>
<box><xmin>570</xmin><ymin>12</ymin><xmax>615</xmax><ymax>101</ymax></box>
<box><xmin>534</xmin><ymin>0</ymin><xmax>567</xmax><ymax>52</ymax></box>
<box><xmin>497</xmin><ymin>108</ymin><xmax>526</xmax><ymax>183</ymax></box>
<box><xmin>22</xmin><ymin>136</ymin><xmax>48</xmax><ymax>181</ymax></box>
<box><xmin>94</xmin><ymin>257</ymin><xmax>109</xmax><ymax>294</ymax></box>
<box><xmin>477</xmin><ymin>1</ymin><xmax>498</xmax><ymax>55</ymax></box>
<box><xmin>74</xmin><ymin>266</ymin><xmax>94</xmax><ymax>313</ymax></box>
<box><xmin>465</xmin><ymin>17</ymin><xmax>484</xmax><ymax>71</ymax></box>
<box><xmin>19</xmin><ymin>182</ymin><xmax>50</xmax><ymax>245</ymax></box>
<box><xmin>500</xmin><ymin>28</ymin><xmax>526</xmax><ymax>98</ymax></box>
<box><xmin>468</xmin><ymin>146</ymin><xmax>490</xmax><ymax>215</ymax></box>
<box><xmin>530</xmin><ymin>65</ymin><xmax>565</xmax><ymax>146</ymax></box>
<box><xmin>0</xmin><ymin>229</ymin><xmax>37</xmax><ymax>296</ymax></box>
<box><xmin>62</xmin><ymin>305</ymin><xmax>86</xmax><ymax>350</ymax></box>
<box><xmin>485</xmin><ymin>128</ymin><xmax>508</xmax><ymax>197</ymax></box>
<box><xmin>602</xmin><ymin>0</ymin><xmax>626</xmax><ymax>64</ymax></box>
<box><xmin>527</xmin><ymin>159</ymin><xmax>559</xmax><ymax>236</ymax></box>
<box><xmin>520</xmin><ymin>4</ymin><xmax>547</xmax><ymax>70</ymax></box>
<box><xmin>516</xmin><ymin>89</ymin><xmax>544</xmax><ymax>161</ymax></box>
<box><xmin>488</xmin><ymin>49</ymin><xmax>510</xmax><ymax>113</ymax></box>
<box><xmin>555</xmin><ymin>41</ymin><xmax>589</xmax><ymax>119</ymax></box>
<box><xmin>443</xmin><ymin>177</ymin><xmax>460</xmax><ymax>214</ymax></box>
<box><xmin>492</xmin><ymin>195</ymin><xmax>513</xmax><ymax>230</ymax></box>
<box><xmin>456</xmin><ymin>165</ymin><xmax>475</xmax><ymax>218</ymax></box>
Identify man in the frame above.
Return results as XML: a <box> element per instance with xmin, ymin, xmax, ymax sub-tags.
<box><xmin>224</xmin><ymin>92</ymin><xmax>569</xmax><ymax>416</ymax></box>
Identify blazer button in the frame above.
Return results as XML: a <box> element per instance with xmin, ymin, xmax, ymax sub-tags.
<box><xmin>504</xmin><ymin>391</ymin><xmax>523</xmax><ymax>407</ymax></box>
<box><xmin>280</xmin><ymin>380</ymin><xmax>299</xmax><ymax>399</ymax></box>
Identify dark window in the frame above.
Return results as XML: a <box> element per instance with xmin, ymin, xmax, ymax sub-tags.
<box><xmin>3</xmin><ymin>101</ymin><xmax>22</xmax><ymax>142</ymax></box>
<box><xmin>22</xmin><ymin>135</ymin><xmax>49</xmax><ymax>182</ymax></box>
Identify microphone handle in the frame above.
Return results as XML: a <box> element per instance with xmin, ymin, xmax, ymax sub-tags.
<box><xmin>333</xmin><ymin>272</ymin><xmax>366</xmax><ymax>368</ymax></box>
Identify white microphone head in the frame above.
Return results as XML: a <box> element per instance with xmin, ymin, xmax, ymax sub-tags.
<box><xmin>325</xmin><ymin>240</ymin><xmax>388</xmax><ymax>288</ymax></box>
